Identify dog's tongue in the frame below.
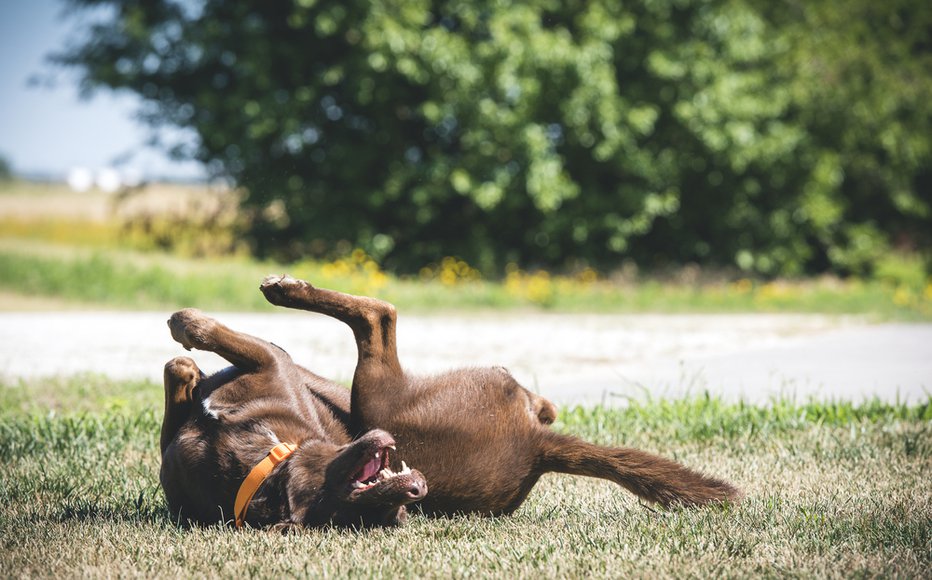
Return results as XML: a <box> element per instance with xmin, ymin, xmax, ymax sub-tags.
<box><xmin>356</xmin><ymin>453</ymin><xmax>382</xmax><ymax>482</ymax></box>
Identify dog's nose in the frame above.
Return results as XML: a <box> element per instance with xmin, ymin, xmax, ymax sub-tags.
<box><xmin>406</xmin><ymin>480</ymin><xmax>427</xmax><ymax>500</ymax></box>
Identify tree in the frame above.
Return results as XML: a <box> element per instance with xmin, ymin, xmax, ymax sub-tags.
<box><xmin>54</xmin><ymin>0</ymin><xmax>932</xmax><ymax>275</ymax></box>
<box><xmin>756</xmin><ymin>0</ymin><xmax>932</xmax><ymax>273</ymax></box>
<box><xmin>0</xmin><ymin>154</ymin><xmax>11</xmax><ymax>181</ymax></box>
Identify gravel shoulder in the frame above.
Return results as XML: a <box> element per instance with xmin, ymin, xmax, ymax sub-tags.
<box><xmin>1</xmin><ymin>311</ymin><xmax>929</xmax><ymax>405</ymax></box>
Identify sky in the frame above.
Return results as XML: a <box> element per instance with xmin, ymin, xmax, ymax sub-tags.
<box><xmin>0</xmin><ymin>0</ymin><xmax>205</xmax><ymax>181</ymax></box>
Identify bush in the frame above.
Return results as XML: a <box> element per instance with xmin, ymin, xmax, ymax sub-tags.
<box><xmin>55</xmin><ymin>0</ymin><xmax>932</xmax><ymax>276</ymax></box>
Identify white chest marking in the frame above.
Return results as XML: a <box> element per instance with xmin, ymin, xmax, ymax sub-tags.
<box><xmin>201</xmin><ymin>397</ymin><xmax>220</xmax><ymax>420</ymax></box>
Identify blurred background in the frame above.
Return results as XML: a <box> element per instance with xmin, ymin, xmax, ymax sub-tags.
<box><xmin>0</xmin><ymin>0</ymin><xmax>930</xmax><ymax>316</ymax></box>
<box><xmin>0</xmin><ymin>1</ymin><xmax>205</xmax><ymax>182</ymax></box>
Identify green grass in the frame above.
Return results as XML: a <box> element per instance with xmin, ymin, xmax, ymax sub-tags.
<box><xmin>1</xmin><ymin>375</ymin><xmax>929</xmax><ymax>577</ymax></box>
<box><xmin>1</xmin><ymin>239</ymin><xmax>930</xmax><ymax>318</ymax></box>
<box><xmin>2</xmin><ymin>177</ymin><xmax>931</xmax><ymax>317</ymax></box>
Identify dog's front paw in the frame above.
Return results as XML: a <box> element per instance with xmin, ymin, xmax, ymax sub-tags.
<box><xmin>260</xmin><ymin>274</ymin><xmax>313</xmax><ymax>305</ymax></box>
<box><xmin>164</xmin><ymin>356</ymin><xmax>203</xmax><ymax>404</ymax></box>
<box><xmin>168</xmin><ymin>308</ymin><xmax>217</xmax><ymax>351</ymax></box>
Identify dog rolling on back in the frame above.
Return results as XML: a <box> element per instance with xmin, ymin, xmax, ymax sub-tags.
<box><xmin>159</xmin><ymin>276</ymin><xmax>740</xmax><ymax>528</ymax></box>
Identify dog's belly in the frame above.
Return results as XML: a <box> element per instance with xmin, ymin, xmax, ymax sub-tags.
<box><xmin>374</xmin><ymin>373</ymin><xmax>549</xmax><ymax>515</ymax></box>
<box><xmin>394</xmin><ymin>421</ymin><xmax>544</xmax><ymax>515</ymax></box>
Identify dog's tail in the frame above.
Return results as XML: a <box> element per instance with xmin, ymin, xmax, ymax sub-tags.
<box><xmin>538</xmin><ymin>432</ymin><xmax>741</xmax><ymax>507</ymax></box>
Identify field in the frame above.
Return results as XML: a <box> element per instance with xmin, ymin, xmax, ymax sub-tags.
<box><xmin>1</xmin><ymin>181</ymin><xmax>930</xmax><ymax>577</ymax></box>
<box><xmin>1</xmin><ymin>181</ymin><xmax>931</xmax><ymax>318</ymax></box>
<box><xmin>0</xmin><ymin>375</ymin><xmax>929</xmax><ymax>578</ymax></box>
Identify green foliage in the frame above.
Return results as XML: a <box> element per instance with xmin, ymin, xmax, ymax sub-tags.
<box><xmin>561</xmin><ymin>393</ymin><xmax>932</xmax><ymax>447</ymax></box>
<box><xmin>0</xmin><ymin>245</ymin><xmax>275</xmax><ymax>311</ymax></box>
<box><xmin>2</xmin><ymin>240</ymin><xmax>930</xmax><ymax>317</ymax></box>
<box><xmin>54</xmin><ymin>0</ymin><xmax>932</xmax><ymax>275</ymax></box>
<box><xmin>0</xmin><ymin>154</ymin><xmax>12</xmax><ymax>181</ymax></box>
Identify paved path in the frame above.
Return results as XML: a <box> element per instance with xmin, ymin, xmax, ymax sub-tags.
<box><xmin>1</xmin><ymin>311</ymin><xmax>929</xmax><ymax>405</ymax></box>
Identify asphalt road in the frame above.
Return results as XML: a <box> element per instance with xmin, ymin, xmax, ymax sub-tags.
<box><xmin>1</xmin><ymin>311</ymin><xmax>929</xmax><ymax>405</ymax></box>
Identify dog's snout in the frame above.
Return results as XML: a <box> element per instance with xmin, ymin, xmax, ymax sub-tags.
<box><xmin>406</xmin><ymin>480</ymin><xmax>427</xmax><ymax>500</ymax></box>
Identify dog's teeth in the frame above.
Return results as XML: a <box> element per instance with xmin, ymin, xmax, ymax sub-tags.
<box><xmin>388</xmin><ymin>445</ymin><xmax>396</xmax><ymax>451</ymax></box>
<box><xmin>401</xmin><ymin>461</ymin><xmax>410</xmax><ymax>474</ymax></box>
<box><xmin>352</xmin><ymin>481</ymin><xmax>365</xmax><ymax>489</ymax></box>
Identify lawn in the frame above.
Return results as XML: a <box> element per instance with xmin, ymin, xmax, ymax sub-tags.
<box><xmin>0</xmin><ymin>375</ymin><xmax>929</xmax><ymax>578</ymax></box>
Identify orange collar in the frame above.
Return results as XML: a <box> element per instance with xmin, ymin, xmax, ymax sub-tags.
<box><xmin>234</xmin><ymin>442</ymin><xmax>298</xmax><ymax>529</ymax></box>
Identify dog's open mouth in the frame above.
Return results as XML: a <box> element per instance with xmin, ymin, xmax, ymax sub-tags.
<box><xmin>349</xmin><ymin>445</ymin><xmax>426</xmax><ymax>503</ymax></box>
<box><xmin>348</xmin><ymin>445</ymin><xmax>414</xmax><ymax>494</ymax></box>
<box><xmin>337</xmin><ymin>430</ymin><xmax>427</xmax><ymax>506</ymax></box>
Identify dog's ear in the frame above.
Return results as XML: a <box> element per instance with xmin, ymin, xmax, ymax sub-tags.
<box><xmin>535</xmin><ymin>398</ymin><xmax>557</xmax><ymax>425</ymax></box>
<box><xmin>284</xmin><ymin>442</ymin><xmax>340</xmax><ymax>526</ymax></box>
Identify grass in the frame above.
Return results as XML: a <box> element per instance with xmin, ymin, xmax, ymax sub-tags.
<box><xmin>0</xmin><ymin>374</ymin><xmax>929</xmax><ymax>577</ymax></box>
<box><xmin>1</xmin><ymin>238</ymin><xmax>930</xmax><ymax>318</ymax></box>
<box><xmin>2</xmin><ymin>178</ymin><xmax>930</xmax><ymax>317</ymax></box>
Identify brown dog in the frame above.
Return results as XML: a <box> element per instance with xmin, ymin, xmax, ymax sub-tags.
<box><xmin>160</xmin><ymin>275</ymin><xmax>740</xmax><ymax>528</ymax></box>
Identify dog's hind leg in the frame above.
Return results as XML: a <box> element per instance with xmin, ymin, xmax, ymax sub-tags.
<box><xmin>161</xmin><ymin>356</ymin><xmax>204</xmax><ymax>454</ymax></box>
<box><xmin>260</xmin><ymin>275</ymin><xmax>403</xmax><ymax>429</ymax></box>
<box><xmin>168</xmin><ymin>308</ymin><xmax>281</xmax><ymax>371</ymax></box>
<box><xmin>260</xmin><ymin>275</ymin><xmax>402</xmax><ymax>378</ymax></box>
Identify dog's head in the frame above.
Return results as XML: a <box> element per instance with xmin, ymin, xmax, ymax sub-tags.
<box><xmin>289</xmin><ymin>429</ymin><xmax>427</xmax><ymax>527</ymax></box>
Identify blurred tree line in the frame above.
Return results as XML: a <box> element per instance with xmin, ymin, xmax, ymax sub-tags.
<box><xmin>0</xmin><ymin>154</ymin><xmax>12</xmax><ymax>181</ymax></box>
<box><xmin>55</xmin><ymin>0</ymin><xmax>932</xmax><ymax>276</ymax></box>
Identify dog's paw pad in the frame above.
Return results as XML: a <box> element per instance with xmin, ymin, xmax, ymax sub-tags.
<box><xmin>164</xmin><ymin>356</ymin><xmax>202</xmax><ymax>403</ymax></box>
<box><xmin>261</xmin><ymin>275</ymin><xmax>313</xmax><ymax>304</ymax></box>
<box><xmin>262</xmin><ymin>274</ymin><xmax>306</xmax><ymax>287</ymax></box>
<box><xmin>168</xmin><ymin>308</ymin><xmax>215</xmax><ymax>351</ymax></box>
<box><xmin>261</xmin><ymin>274</ymin><xmax>288</xmax><ymax>288</ymax></box>
<box><xmin>165</xmin><ymin>355</ymin><xmax>201</xmax><ymax>380</ymax></box>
